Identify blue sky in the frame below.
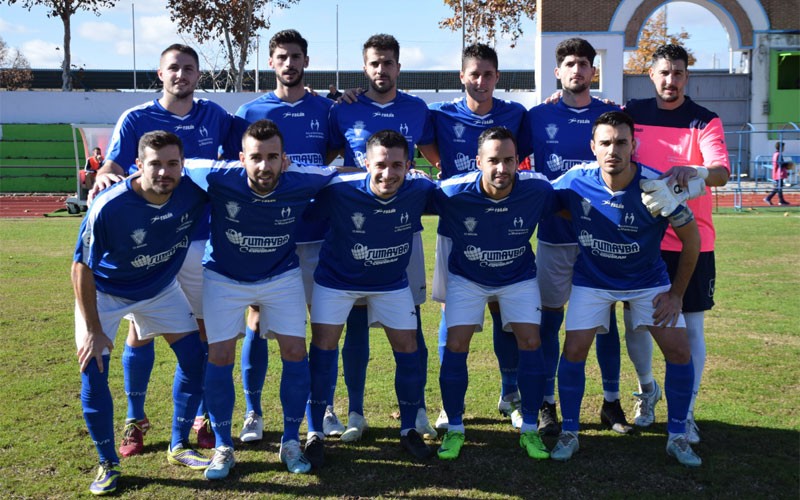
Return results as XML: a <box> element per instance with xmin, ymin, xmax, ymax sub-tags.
<box><xmin>0</xmin><ymin>0</ymin><xmax>737</xmax><ymax>72</ymax></box>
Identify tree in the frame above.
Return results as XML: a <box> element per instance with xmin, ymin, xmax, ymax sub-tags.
<box><xmin>625</xmin><ymin>9</ymin><xmax>697</xmax><ymax>74</ymax></box>
<box><xmin>4</xmin><ymin>0</ymin><xmax>117</xmax><ymax>91</ymax></box>
<box><xmin>169</xmin><ymin>0</ymin><xmax>298</xmax><ymax>92</ymax></box>
<box><xmin>0</xmin><ymin>36</ymin><xmax>33</xmax><ymax>90</ymax></box>
<box><xmin>439</xmin><ymin>0</ymin><xmax>536</xmax><ymax>48</ymax></box>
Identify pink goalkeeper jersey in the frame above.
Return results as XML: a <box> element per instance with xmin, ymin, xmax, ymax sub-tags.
<box><xmin>626</xmin><ymin>96</ymin><xmax>729</xmax><ymax>252</ymax></box>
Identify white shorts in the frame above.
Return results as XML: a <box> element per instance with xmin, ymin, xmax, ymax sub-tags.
<box><xmin>407</xmin><ymin>231</ymin><xmax>427</xmax><ymax>306</ymax></box>
<box><xmin>202</xmin><ymin>268</ymin><xmax>307</xmax><ymax>344</ymax></box>
<box><xmin>74</xmin><ymin>279</ymin><xmax>198</xmax><ymax>354</ymax></box>
<box><xmin>431</xmin><ymin>234</ymin><xmax>452</xmax><ymax>303</ymax></box>
<box><xmin>445</xmin><ymin>273</ymin><xmax>542</xmax><ymax>331</ymax></box>
<box><xmin>536</xmin><ymin>242</ymin><xmax>579</xmax><ymax>309</ymax></box>
<box><xmin>296</xmin><ymin>241</ymin><xmax>322</xmax><ymax>305</ymax></box>
<box><xmin>176</xmin><ymin>239</ymin><xmax>206</xmax><ymax>318</ymax></box>
<box><xmin>310</xmin><ymin>283</ymin><xmax>417</xmax><ymax>331</ymax></box>
<box><xmin>566</xmin><ymin>284</ymin><xmax>685</xmax><ymax>334</ymax></box>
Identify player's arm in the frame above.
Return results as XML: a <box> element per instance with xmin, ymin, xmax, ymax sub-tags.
<box><xmin>325</xmin><ymin>148</ymin><xmax>344</xmax><ymax>165</ymax></box>
<box><xmin>652</xmin><ymin>209</ymin><xmax>700</xmax><ymax>328</ymax></box>
<box><xmin>659</xmin><ymin>164</ymin><xmax>728</xmax><ymax>189</ymax></box>
<box><xmin>71</xmin><ymin>260</ymin><xmax>114</xmax><ymax>373</ymax></box>
<box><xmin>417</xmin><ymin>143</ymin><xmax>441</xmax><ymax>171</ymax></box>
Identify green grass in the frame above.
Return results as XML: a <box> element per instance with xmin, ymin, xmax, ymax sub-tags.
<box><xmin>0</xmin><ymin>213</ymin><xmax>798</xmax><ymax>498</ymax></box>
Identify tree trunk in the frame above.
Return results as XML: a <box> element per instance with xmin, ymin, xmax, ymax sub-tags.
<box><xmin>61</xmin><ymin>13</ymin><xmax>72</xmax><ymax>91</ymax></box>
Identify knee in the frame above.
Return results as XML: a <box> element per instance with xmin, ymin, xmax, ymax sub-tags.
<box><xmin>208</xmin><ymin>343</ymin><xmax>236</xmax><ymax>366</ymax></box>
<box><xmin>281</xmin><ymin>342</ymin><xmax>307</xmax><ymax>362</ymax></box>
<box><xmin>663</xmin><ymin>344</ymin><xmax>691</xmax><ymax>365</ymax></box>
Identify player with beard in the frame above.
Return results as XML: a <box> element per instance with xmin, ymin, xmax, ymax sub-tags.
<box><xmin>234</xmin><ymin>29</ymin><xmax>345</xmax><ymax>443</ymax></box>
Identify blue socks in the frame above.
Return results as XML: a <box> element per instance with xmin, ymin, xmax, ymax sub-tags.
<box><xmin>122</xmin><ymin>341</ymin><xmax>154</xmax><ymax>421</ymax></box>
<box><xmin>393</xmin><ymin>350</ymin><xmax>422</xmax><ymax>431</ymax></box>
<box><xmin>204</xmin><ymin>362</ymin><xmax>235</xmax><ymax>448</ymax></box>
<box><xmin>596</xmin><ymin>310</ymin><xmax>621</xmax><ymax>399</ymax></box>
<box><xmin>195</xmin><ymin>341</ymin><xmax>208</xmax><ymax>419</ymax></box>
<box><xmin>308</xmin><ymin>344</ymin><xmax>338</xmax><ymax>434</ymax></box>
<box><xmin>557</xmin><ymin>355</ymin><xmax>586</xmax><ymax>433</ymax></box>
<box><xmin>439</xmin><ymin>348</ymin><xmax>469</xmax><ymax>427</ymax></box>
<box><xmin>665</xmin><ymin>359</ymin><xmax>695</xmax><ymax>435</ymax></box>
<box><xmin>491</xmin><ymin>309</ymin><xmax>518</xmax><ymax>397</ymax></box>
<box><xmin>414</xmin><ymin>305</ymin><xmax>428</xmax><ymax>410</ymax></box>
<box><xmin>342</xmin><ymin>306</ymin><xmax>369</xmax><ymax>415</ymax></box>
<box><xmin>280</xmin><ymin>357</ymin><xmax>310</xmax><ymax>443</ymax></box>
<box><xmin>517</xmin><ymin>348</ymin><xmax>546</xmax><ymax>427</ymax></box>
<box><xmin>539</xmin><ymin>310</ymin><xmax>563</xmax><ymax>402</ymax></box>
<box><xmin>241</xmin><ymin>326</ymin><xmax>268</xmax><ymax>416</ymax></box>
<box><xmin>169</xmin><ymin>333</ymin><xmax>205</xmax><ymax>448</ymax></box>
<box><xmin>437</xmin><ymin>308</ymin><xmax>447</xmax><ymax>363</ymax></box>
<box><xmin>82</xmin><ymin>355</ymin><xmax>117</xmax><ymax>464</ymax></box>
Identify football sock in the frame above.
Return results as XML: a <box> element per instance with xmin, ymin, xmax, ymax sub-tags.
<box><xmin>393</xmin><ymin>349</ymin><xmax>423</xmax><ymax>432</ymax></box>
<box><xmin>517</xmin><ymin>348</ymin><xmax>546</xmax><ymax>427</ymax></box>
<box><xmin>342</xmin><ymin>306</ymin><xmax>369</xmax><ymax>415</ymax></box>
<box><xmin>596</xmin><ymin>308</ymin><xmax>621</xmax><ymax>401</ymax></box>
<box><xmin>685</xmin><ymin>311</ymin><xmax>706</xmax><ymax>413</ymax></box>
<box><xmin>170</xmin><ymin>333</ymin><xmax>205</xmax><ymax>448</ymax></box>
<box><xmin>122</xmin><ymin>341</ymin><xmax>154</xmax><ymax>421</ymax></box>
<box><xmin>539</xmin><ymin>309</ymin><xmax>563</xmax><ymax>402</ymax></box>
<box><xmin>490</xmin><ymin>308</ymin><xmax>519</xmax><ymax>397</ymax></box>
<box><xmin>665</xmin><ymin>359</ymin><xmax>695</xmax><ymax>435</ymax></box>
<box><xmin>308</xmin><ymin>344</ymin><xmax>337</xmax><ymax>434</ymax></box>
<box><xmin>437</xmin><ymin>307</ymin><xmax>447</xmax><ymax>363</ymax></box>
<box><xmin>623</xmin><ymin>307</ymin><xmax>654</xmax><ymax>392</ymax></box>
<box><xmin>241</xmin><ymin>326</ymin><xmax>268</xmax><ymax>416</ymax></box>
<box><xmin>414</xmin><ymin>305</ymin><xmax>428</xmax><ymax>410</ymax></box>
<box><xmin>280</xmin><ymin>356</ymin><xmax>310</xmax><ymax>443</ymax></box>
<box><xmin>557</xmin><ymin>355</ymin><xmax>586</xmax><ymax>433</ymax></box>
<box><xmin>440</xmin><ymin>348</ymin><xmax>469</xmax><ymax>427</ymax></box>
<box><xmin>195</xmin><ymin>340</ymin><xmax>208</xmax><ymax>419</ymax></box>
<box><xmin>203</xmin><ymin>361</ymin><xmax>235</xmax><ymax>448</ymax></box>
<box><xmin>82</xmin><ymin>355</ymin><xmax>117</xmax><ymax>464</ymax></box>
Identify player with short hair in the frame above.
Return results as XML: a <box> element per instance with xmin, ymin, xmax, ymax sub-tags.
<box><xmin>96</xmin><ymin>43</ymin><xmax>248</xmax><ymax>456</ymax></box>
<box><xmin>234</xmin><ymin>29</ymin><xmax>345</xmax><ymax>443</ymax></box>
<box><xmin>549</xmin><ymin>111</ymin><xmax>702</xmax><ymax>467</ymax></box>
<box><xmin>304</xmin><ymin>129</ymin><xmax>436</xmax><ymax>468</ymax></box>
<box><xmin>433</xmin><ymin>126</ymin><xmax>554</xmax><ymax>461</ymax></box>
<box><xmin>623</xmin><ymin>44</ymin><xmax>730</xmax><ymax>444</ymax></box>
<box><xmin>73</xmin><ymin>131</ymin><xmax>211</xmax><ymax>495</ymax></box>
<box><xmin>425</xmin><ymin>42</ymin><xmax>528</xmax><ymax>430</ymax></box>
<box><xmin>518</xmin><ymin>37</ymin><xmax>629</xmax><ymax>436</ymax></box>
<box><xmin>327</xmin><ymin>33</ymin><xmax>437</xmax><ymax>442</ymax></box>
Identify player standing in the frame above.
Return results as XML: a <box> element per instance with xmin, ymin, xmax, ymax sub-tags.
<box><xmin>425</xmin><ymin>44</ymin><xmax>528</xmax><ymax>431</ymax></box>
<box><xmin>623</xmin><ymin>44</ymin><xmax>729</xmax><ymax>444</ymax></box>
<box><xmin>549</xmin><ymin>111</ymin><xmax>702</xmax><ymax>467</ymax></box>
<box><xmin>327</xmin><ymin>34</ymin><xmax>436</xmax><ymax>441</ymax></box>
<box><xmin>73</xmin><ymin>131</ymin><xmax>211</xmax><ymax>495</ymax></box>
<box><xmin>433</xmin><ymin>126</ymin><xmax>554</xmax><ymax>461</ymax></box>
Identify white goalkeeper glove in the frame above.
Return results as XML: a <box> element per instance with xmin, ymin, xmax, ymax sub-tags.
<box><xmin>640</xmin><ymin>176</ymin><xmax>706</xmax><ymax>217</ymax></box>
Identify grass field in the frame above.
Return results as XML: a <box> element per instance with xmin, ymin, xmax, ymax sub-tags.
<box><xmin>0</xmin><ymin>212</ymin><xmax>798</xmax><ymax>499</ymax></box>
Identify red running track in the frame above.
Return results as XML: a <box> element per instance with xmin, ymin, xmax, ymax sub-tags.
<box><xmin>0</xmin><ymin>192</ymin><xmax>797</xmax><ymax>218</ymax></box>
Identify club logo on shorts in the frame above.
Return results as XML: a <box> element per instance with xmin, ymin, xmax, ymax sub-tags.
<box><xmin>225</xmin><ymin>201</ymin><xmax>241</xmax><ymax>222</ymax></box>
<box><xmin>453</xmin><ymin>123</ymin><xmax>465</xmax><ymax>140</ymax></box>
<box><xmin>463</xmin><ymin>217</ymin><xmax>478</xmax><ymax>233</ymax></box>
<box><xmin>545</xmin><ymin>123</ymin><xmax>558</xmax><ymax>140</ymax></box>
<box><xmin>351</xmin><ymin>212</ymin><xmax>366</xmax><ymax>232</ymax></box>
<box><xmin>131</xmin><ymin>228</ymin><xmax>147</xmax><ymax>247</ymax></box>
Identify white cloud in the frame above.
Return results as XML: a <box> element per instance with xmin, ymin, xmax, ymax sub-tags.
<box><xmin>78</xmin><ymin>21</ymin><xmax>129</xmax><ymax>41</ymax></box>
<box><xmin>21</xmin><ymin>39</ymin><xmax>62</xmax><ymax>68</ymax></box>
<box><xmin>0</xmin><ymin>17</ymin><xmax>31</xmax><ymax>35</ymax></box>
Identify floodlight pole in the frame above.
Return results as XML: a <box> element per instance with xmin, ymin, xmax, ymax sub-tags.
<box><xmin>255</xmin><ymin>35</ymin><xmax>260</xmax><ymax>93</ymax></box>
<box><xmin>336</xmin><ymin>3</ymin><xmax>340</xmax><ymax>89</ymax></box>
<box><xmin>132</xmin><ymin>2</ymin><xmax>137</xmax><ymax>92</ymax></box>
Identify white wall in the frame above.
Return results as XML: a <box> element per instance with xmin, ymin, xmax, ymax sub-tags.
<box><xmin>0</xmin><ymin>90</ymin><xmax>539</xmax><ymax>125</ymax></box>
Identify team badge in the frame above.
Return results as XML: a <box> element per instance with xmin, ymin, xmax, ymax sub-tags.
<box><xmin>453</xmin><ymin>123</ymin><xmax>465</xmax><ymax>139</ymax></box>
<box><xmin>225</xmin><ymin>201</ymin><xmax>241</xmax><ymax>221</ymax></box>
<box><xmin>351</xmin><ymin>212</ymin><xmax>365</xmax><ymax>231</ymax></box>
<box><xmin>353</xmin><ymin>121</ymin><xmax>365</xmax><ymax>138</ymax></box>
<box><xmin>545</xmin><ymin>123</ymin><xmax>558</xmax><ymax>140</ymax></box>
<box><xmin>463</xmin><ymin>217</ymin><xmax>478</xmax><ymax>232</ymax></box>
<box><xmin>580</xmin><ymin>198</ymin><xmax>592</xmax><ymax>218</ymax></box>
<box><xmin>131</xmin><ymin>229</ymin><xmax>146</xmax><ymax>246</ymax></box>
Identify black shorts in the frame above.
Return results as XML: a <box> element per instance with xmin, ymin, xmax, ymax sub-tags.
<box><xmin>661</xmin><ymin>250</ymin><xmax>715</xmax><ymax>313</ymax></box>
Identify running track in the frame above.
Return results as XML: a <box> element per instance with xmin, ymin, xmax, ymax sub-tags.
<box><xmin>0</xmin><ymin>192</ymin><xmax>797</xmax><ymax>218</ymax></box>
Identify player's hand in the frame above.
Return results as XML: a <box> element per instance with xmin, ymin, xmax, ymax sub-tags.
<box><xmin>77</xmin><ymin>330</ymin><xmax>114</xmax><ymax>373</ymax></box>
<box><xmin>660</xmin><ymin>165</ymin><xmax>709</xmax><ymax>188</ymax></box>
<box><xmin>339</xmin><ymin>87</ymin><xmax>364</xmax><ymax>104</ymax></box>
<box><xmin>305</xmin><ymin>85</ymin><xmax>318</xmax><ymax>96</ymax></box>
<box><xmin>409</xmin><ymin>168</ymin><xmax>432</xmax><ymax>180</ymax></box>
<box><xmin>543</xmin><ymin>91</ymin><xmax>562</xmax><ymax>104</ymax></box>
<box><xmin>88</xmin><ymin>173</ymin><xmax>124</xmax><ymax>205</ymax></box>
<box><xmin>652</xmin><ymin>291</ymin><xmax>682</xmax><ymax>328</ymax></box>
<box><xmin>594</xmin><ymin>96</ymin><xmax>618</xmax><ymax>106</ymax></box>
<box><xmin>640</xmin><ymin>179</ymin><xmax>679</xmax><ymax>217</ymax></box>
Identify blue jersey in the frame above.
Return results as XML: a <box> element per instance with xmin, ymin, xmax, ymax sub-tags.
<box><xmin>519</xmin><ymin>99</ymin><xmax>619</xmax><ymax>245</ymax></box>
<box><xmin>311</xmin><ymin>173</ymin><xmax>436</xmax><ymax>292</ymax></box>
<box><xmin>236</xmin><ymin>91</ymin><xmax>333</xmax><ymax>167</ymax></box>
<box><xmin>433</xmin><ymin>170</ymin><xmax>556</xmax><ymax>287</ymax></box>
<box><xmin>552</xmin><ymin>163</ymin><xmax>688</xmax><ymax>291</ymax></box>
<box><xmin>74</xmin><ymin>177</ymin><xmax>208</xmax><ymax>301</ymax></box>
<box><xmin>328</xmin><ymin>92</ymin><xmax>434</xmax><ymax>168</ymax></box>
<box><xmin>429</xmin><ymin>97</ymin><xmax>526</xmax><ymax>179</ymax></box>
<box><xmin>183</xmin><ymin>160</ymin><xmax>338</xmax><ymax>282</ymax></box>
<box><xmin>236</xmin><ymin>91</ymin><xmax>334</xmax><ymax>244</ymax></box>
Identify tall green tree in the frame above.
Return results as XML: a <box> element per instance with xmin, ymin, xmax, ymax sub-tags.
<box><xmin>4</xmin><ymin>0</ymin><xmax>116</xmax><ymax>90</ymax></box>
<box><xmin>625</xmin><ymin>9</ymin><xmax>696</xmax><ymax>74</ymax></box>
<box><xmin>439</xmin><ymin>0</ymin><xmax>536</xmax><ymax>48</ymax></box>
<box><xmin>169</xmin><ymin>0</ymin><xmax>299</xmax><ymax>92</ymax></box>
